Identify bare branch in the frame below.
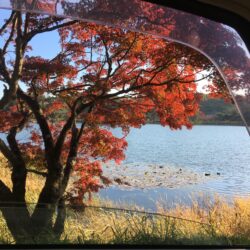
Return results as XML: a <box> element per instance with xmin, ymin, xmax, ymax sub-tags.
<box><xmin>2</xmin><ymin>15</ymin><xmax>17</xmax><ymax>55</ymax></box>
<box><xmin>0</xmin><ymin>11</ymin><xmax>15</xmax><ymax>36</ymax></box>
<box><xmin>25</xmin><ymin>20</ymin><xmax>78</xmax><ymax>45</ymax></box>
<box><xmin>27</xmin><ymin>169</ymin><xmax>47</xmax><ymax>177</ymax></box>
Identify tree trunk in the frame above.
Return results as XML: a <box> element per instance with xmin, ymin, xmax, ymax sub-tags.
<box><xmin>0</xmin><ymin>145</ymin><xmax>73</xmax><ymax>242</ymax></box>
<box><xmin>30</xmin><ymin>162</ymin><xmax>64</xmax><ymax>236</ymax></box>
<box><xmin>53</xmin><ymin>198</ymin><xmax>66</xmax><ymax>239</ymax></box>
<box><xmin>0</xmin><ymin>180</ymin><xmax>31</xmax><ymax>243</ymax></box>
<box><xmin>1</xmin><ymin>206</ymin><xmax>32</xmax><ymax>243</ymax></box>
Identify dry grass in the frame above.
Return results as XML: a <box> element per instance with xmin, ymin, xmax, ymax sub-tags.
<box><xmin>162</xmin><ymin>194</ymin><xmax>250</xmax><ymax>243</ymax></box>
<box><xmin>1</xmin><ymin>155</ymin><xmax>250</xmax><ymax>245</ymax></box>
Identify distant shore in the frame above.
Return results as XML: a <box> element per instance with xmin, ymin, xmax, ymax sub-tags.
<box><xmin>146</xmin><ymin>121</ymin><xmax>244</xmax><ymax>126</ymax></box>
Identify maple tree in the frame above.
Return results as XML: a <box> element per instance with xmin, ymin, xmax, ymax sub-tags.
<box><xmin>0</xmin><ymin>8</ymin><xmax>229</xmax><ymax>241</ymax></box>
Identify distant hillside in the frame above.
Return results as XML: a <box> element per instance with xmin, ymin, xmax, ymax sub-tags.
<box><xmin>191</xmin><ymin>97</ymin><xmax>243</xmax><ymax>125</ymax></box>
<box><xmin>44</xmin><ymin>95</ymin><xmax>244</xmax><ymax>126</ymax></box>
<box><xmin>146</xmin><ymin>96</ymin><xmax>244</xmax><ymax>125</ymax></box>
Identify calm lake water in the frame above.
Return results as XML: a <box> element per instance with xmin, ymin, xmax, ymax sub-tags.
<box><xmin>2</xmin><ymin>124</ymin><xmax>250</xmax><ymax>210</ymax></box>
<box><xmin>98</xmin><ymin>125</ymin><xmax>250</xmax><ymax>210</ymax></box>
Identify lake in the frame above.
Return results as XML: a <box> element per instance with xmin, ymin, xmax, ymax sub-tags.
<box><xmin>2</xmin><ymin>124</ymin><xmax>250</xmax><ymax>211</ymax></box>
<box><xmin>98</xmin><ymin>125</ymin><xmax>250</xmax><ymax>210</ymax></box>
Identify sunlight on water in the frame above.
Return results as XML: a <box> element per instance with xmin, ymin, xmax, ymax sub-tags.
<box><xmin>100</xmin><ymin>125</ymin><xmax>250</xmax><ymax>210</ymax></box>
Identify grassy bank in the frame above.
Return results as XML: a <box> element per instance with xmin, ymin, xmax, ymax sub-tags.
<box><xmin>1</xmin><ymin>157</ymin><xmax>250</xmax><ymax>245</ymax></box>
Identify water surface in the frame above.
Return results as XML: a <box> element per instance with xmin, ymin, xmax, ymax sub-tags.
<box><xmin>2</xmin><ymin>124</ymin><xmax>250</xmax><ymax>210</ymax></box>
<box><xmin>99</xmin><ymin>125</ymin><xmax>250</xmax><ymax>210</ymax></box>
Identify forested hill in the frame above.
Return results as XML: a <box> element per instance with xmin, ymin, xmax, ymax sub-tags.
<box><xmin>45</xmin><ymin>95</ymin><xmax>244</xmax><ymax>126</ymax></box>
<box><xmin>146</xmin><ymin>96</ymin><xmax>244</xmax><ymax>125</ymax></box>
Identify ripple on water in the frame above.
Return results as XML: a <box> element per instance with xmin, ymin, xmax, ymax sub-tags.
<box><xmin>100</xmin><ymin>125</ymin><xmax>250</xmax><ymax>209</ymax></box>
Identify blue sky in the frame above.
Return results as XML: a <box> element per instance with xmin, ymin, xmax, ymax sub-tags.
<box><xmin>0</xmin><ymin>9</ymin><xmax>60</xmax><ymax>59</ymax></box>
<box><xmin>0</xmin><ymin>9</ymin><xmax>61</xmax><ymax>96</ymax></box>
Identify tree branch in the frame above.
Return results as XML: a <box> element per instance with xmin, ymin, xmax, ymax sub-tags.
<box><xmin>0</xmin><ymin>11</ymin><xmax>15</xmax><ymax>36</ymax></box>
<box><xmin>7</xmin><ymin>113</ymin><xmax>29</xmax><ymax>162</ymax></box>
<box><xmin>27</xmin><ymin>169</ymin><xmax>47</xmax><ymax>177</ymax></box>
<box><xmin>17</xmin><ymin>88</ymin><xmax>55</xmax><ymax>169</ymax></box>
<box><xmin>0</xmin><ymin>179</ymin><xmax>13</xmax><ymax>206</ymax></box>
<box><xmin>0</xmin><ymin>139</ymin><xmax>17</xmax><ymax>164</ymax></box>
<box><xmin>2</xmin><ymin>15</ymin><xmax>17</xmax><ymax>55</ymax></box>
<box><xmin>61</xmin><ymin>122</ymin><xmax>79</xmax><ymax>192</ymax></box>
<box><xmin>25</xmin><ymin>20</ymin><xmax>78</xmax><ymax>45</ymax></box>
<box><xmin>0</xmin><ymin>12</ymin><xmax>24</xmax><ymax>110</ymax></box>
<box><xmin>0</xmin><ymin>50</ymin><xmax>11</xmax><ymax>83</ymax></box>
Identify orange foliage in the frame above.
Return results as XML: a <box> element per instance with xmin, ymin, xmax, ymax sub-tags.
<box><xmin>0</xmin><ymin>14</ymin><xmax>224</xmax><ymax>203</ymax></box>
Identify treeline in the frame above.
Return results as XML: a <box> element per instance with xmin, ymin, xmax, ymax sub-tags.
<box><xmin>146</xmin><ymin>95</ymin><xmax>244</xmax><ymax>125</ymax></box>
<box><xmin>44</xmin><ymin>95</ymin><xmax>244</xmax><ymax>126</ymax></box>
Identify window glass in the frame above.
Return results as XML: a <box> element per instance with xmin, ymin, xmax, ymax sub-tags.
<box><xmin>0</xmin><ymin>0</ymin><xmax>250</xmax><ymax>246</ymax></box>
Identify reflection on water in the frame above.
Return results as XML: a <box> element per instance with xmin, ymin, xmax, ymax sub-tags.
<box><xmin>99</xmin><ymin>125</ymin><xmax>250</xmax><ymax>210</ymax></box>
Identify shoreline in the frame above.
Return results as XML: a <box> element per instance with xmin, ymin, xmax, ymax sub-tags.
<box><xmin>145</xmin><ymin>122</ymin><xmax>244</xmax><ymax>127</ymax></box>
